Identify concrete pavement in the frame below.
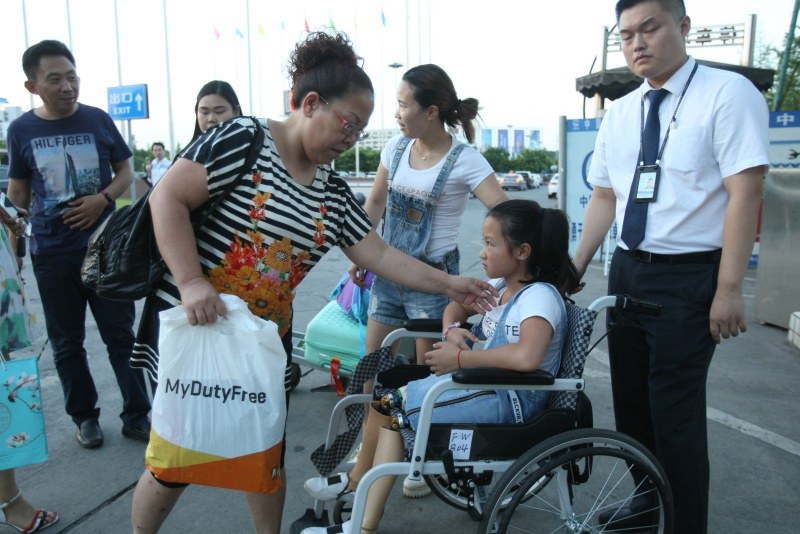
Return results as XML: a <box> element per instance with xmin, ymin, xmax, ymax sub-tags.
<box><xmin>10</xmin><ymin>185</ymin><xmax>800</xmax><ymax>533</ymax></box>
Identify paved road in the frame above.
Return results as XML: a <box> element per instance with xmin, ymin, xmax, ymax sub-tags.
<box><xmin>11</xmin><ymin>185</ymin><xmax>799</xmax><ymax>532</ymax></box>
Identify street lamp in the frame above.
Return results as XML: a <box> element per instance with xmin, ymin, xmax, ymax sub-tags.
<box><xmin>387</xmin><ymin>62</ymin><xmax>404</xmax><ymax>133</ymax></box>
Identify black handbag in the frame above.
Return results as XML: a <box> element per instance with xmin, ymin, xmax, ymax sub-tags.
<box><xmin>81</xmin><ymin>117</ymin><xmax>265</xmax><ymax>301</ymax></box>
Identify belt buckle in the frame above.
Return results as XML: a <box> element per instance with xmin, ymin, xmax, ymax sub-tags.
<box><xmin>634</xmin><ymin>249</ymin><xmax>653</xmax><ymax>263</ymax></box>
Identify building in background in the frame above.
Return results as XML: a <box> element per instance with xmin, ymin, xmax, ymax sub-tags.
<box><xmin>477</xmin><ymin>126</ymin><xmax>543</xmax><ymax>154</ymax></box>
<box><xmin>358</xmin><ymin>128</ymin><xmax>399</xmax><ymax>152</ymax></box>
<box><xmin>0</xmin><ymin>105</ymin><xmax>24</xmax><ymax>143</ymax></box>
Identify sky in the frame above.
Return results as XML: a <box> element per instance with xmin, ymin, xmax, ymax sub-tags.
<box><xmin>0</xmin><ymin>0</ymin><xmax>795</xmax><ymax>155</ymax></box>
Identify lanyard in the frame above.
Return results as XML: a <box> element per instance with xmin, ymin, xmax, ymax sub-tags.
<box><xmin>639</xmin><ymin>61</ymin><xmax>699</xmax><ymax>165</ymax></box>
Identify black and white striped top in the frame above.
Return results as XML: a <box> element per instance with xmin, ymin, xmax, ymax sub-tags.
<box><xmin>133</xmin><ymin>117</ymin><xmax>372</xmax><ymax>384</ymax></box>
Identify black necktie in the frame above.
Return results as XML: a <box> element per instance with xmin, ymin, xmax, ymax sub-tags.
<box><xmin>620</xmin><ymin>88</ymin><xmax>669</xmax><ymax>250</ymax></box>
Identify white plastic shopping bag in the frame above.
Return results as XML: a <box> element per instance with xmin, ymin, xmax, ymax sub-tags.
<box><xmin>145</xmin><ymin>294</ymin><xmax>287</xmax><ymax>493</ymax></box>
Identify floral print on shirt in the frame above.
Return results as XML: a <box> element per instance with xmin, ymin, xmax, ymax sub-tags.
<box><xmin>206</xmin><ymin>170</ymin><xmax>326</xmax><ymax>336</ymax></box>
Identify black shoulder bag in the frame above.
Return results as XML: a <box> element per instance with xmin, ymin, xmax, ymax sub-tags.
<box><xmin>81</xmin><ymin>117</ymin><xmax>265</xmax><ymax>301</ymax></box>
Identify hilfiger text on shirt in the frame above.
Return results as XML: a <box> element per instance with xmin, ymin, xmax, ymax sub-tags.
<box><xmin>164</xmin><ymin>378</ymin><xmax>268</xmax><ymax>404</ymax></box>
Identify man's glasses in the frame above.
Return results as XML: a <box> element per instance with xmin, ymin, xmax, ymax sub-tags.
<box><xmin>319</xmin><ymin>96</ymin><xmax>369</xmax><ymax>142</ymax></box>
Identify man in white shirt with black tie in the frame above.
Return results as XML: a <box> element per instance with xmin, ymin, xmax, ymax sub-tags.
<box><xmin>574</xmin><ymin>1</ymin><xmax>768</xmax><ymax>532</ymax></box>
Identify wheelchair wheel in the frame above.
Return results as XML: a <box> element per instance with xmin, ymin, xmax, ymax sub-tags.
<box><xmin>479</xmin><ymin>428</ymin><xmax>673</xmax><ymax>533</ymax></box>
<box><xmin>333</xmin><ymin>499</ymin><xmax>351</xmax><ymax>525</ymax></box>
<box><xmin>426</xmin><ymin>470</ymin><xmax>552</xmax><ymax>520</ymax></box>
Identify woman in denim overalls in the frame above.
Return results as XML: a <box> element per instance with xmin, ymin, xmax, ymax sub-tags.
<box><xmin>353</xmin><ymin>64</ymin><xmax>507</xmax><ymax>367</ymax></box>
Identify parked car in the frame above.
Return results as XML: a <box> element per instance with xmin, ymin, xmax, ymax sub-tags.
<box><xmin>513</xmin><ymin>171</ymin><xmax>536</xmax><ymax>189</ymax></box>
<box><xmin>530</xmin><ymin>173</ymin><xmax>543</xmax><ymax>188</ymax></box>
<box><xmin>0</xmin><ymin>164</ymin><xmax>9</xmax><ymax>192</ymax></box>
<box><xmin>497</xmin><ymin>173</ymin><xmax>527</xmax><ymax>192</ymax></box>
<box><xmin>547</xmin><ymin>174</ymin><xmax>559</xmax><ymax>199</ymax></box>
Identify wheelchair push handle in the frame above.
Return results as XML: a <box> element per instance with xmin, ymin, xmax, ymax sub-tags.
<box><xmin>616</xmin><ymin>294</ymin><xmax>662</xmax><ymax>316</ymax></box>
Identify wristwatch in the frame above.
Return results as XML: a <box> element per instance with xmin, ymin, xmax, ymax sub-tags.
<box><xmin>100</xmin><ymin>190</ymin><xmax>114</xmax><ymax>205</ymax></box>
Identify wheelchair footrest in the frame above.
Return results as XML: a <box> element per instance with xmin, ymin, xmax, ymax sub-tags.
<box><xmin>289</xmin><ymin>508</ymin><xmax>330</xmax><ymax>534</ymax></box>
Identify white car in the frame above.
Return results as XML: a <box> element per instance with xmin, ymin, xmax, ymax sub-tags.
<box><xmin>547</xmin><ymin>175</ymin><xmax>559</xmax><ymax>199</ymax></box>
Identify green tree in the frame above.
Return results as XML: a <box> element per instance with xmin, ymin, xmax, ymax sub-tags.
<box><xmin>510</xmin><ymin>149</ymin><xmax>557</xmax><ymax>174</ymax></box>
<box><xmin>481</xmin><ymin>147</ymin><xmax>511</xmax><ymax>172</ymax></box>
<box><xmin>133</xmin><ymin>146</ymin><xmax>151</xmax><ymax>173</ymax></box>
<box><xmin>335</xmin><ymin>147</ymin><xmax>381</xmax><ymax>173</ymax></box>
<box><xmin>760</xmin><ymin>32</ymin><xmax>800</xmax><ymax>111</ymax></box>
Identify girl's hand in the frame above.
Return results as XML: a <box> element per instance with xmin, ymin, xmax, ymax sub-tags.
<box><xmin>424</xmin><ymin>341</ymin><xmax>459</xmax><ymax>376</ymax></box>
<box><xmin>347</xmin><ymin>263</ymin><xmax>368</xmax><ymax>288</ymax></box>
<box><xmin>444</xmin><ymin>327</ymin><xmax>478</xmax><ymax>350</ymax></box>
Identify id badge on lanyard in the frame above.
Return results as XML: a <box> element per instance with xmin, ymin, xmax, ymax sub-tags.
<box><xmin>633</xmin><ymin>164</ymin><xmax>660</xmax><ymax>202</ymax></box>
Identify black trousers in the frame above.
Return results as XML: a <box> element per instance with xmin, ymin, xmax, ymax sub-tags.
<box><xmin>607</xmin><ymin>248</ymin><xmax>719</xmax><ymax>534</ymax></box>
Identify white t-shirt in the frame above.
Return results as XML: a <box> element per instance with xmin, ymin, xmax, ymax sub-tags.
<box><xmin>380</xmin><ymin>134</ymin><xmax>494</xmax><ymax>260</ymax></box>
<box><xmin>150</xmin><ymin>157</ymin><xmax>171</xmax><ymax>185</ymax></box>
<box><xmin>589</xmin><ymin>57</ymin><xmax>769</xmax><ymax>253</ymax></box>
<box><xmin>480</xmin><ymin>279</ymin><xmax>565</xmax><ymax>377</ymax></box>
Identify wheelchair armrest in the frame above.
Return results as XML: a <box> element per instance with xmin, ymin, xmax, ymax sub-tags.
<box><xmin>403</xmin><ymin>319</ymin><xmax>475</xmax><ymax>333</ymax></box>
<box><xmin>377</xmin><ymin>364</ymin><xmax>432</xmax><ymax>388</ymax></box>
<box><xmin>403</xmin><ymin>319</ymin><xmax>443</xmax><ymax>332</ymax></box>
<box><xmin>452</xmin><ymin>368</ymin><xmax>555</xmax><ymax>386</ymax></box>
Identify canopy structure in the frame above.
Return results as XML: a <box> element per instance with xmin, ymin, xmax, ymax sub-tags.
<box><xmin>575</xmin><ymin>60</ymin><xmax>776</xmax><ymax>101</ymax></box>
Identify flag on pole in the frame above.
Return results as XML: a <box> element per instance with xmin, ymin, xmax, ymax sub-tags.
<box><xmin>329</xmin><ymin>15</ymin><xmax>336</xmax><ymax>31</ymax></box>
<box><xmin>0</xmin><ymin>97</ymin><xmax>8</xmax><ymax>104</ymax></box>
<box><xmin>381</xmin><ymin>8</ymin><xmax>386</xmax><ymax>26</ymax></box>
<box><xmin>257</xmin><ymin>23</ymin><xmax>265</xmax><ymax>37</ymax></box>
<box><xmin>213</xmin><ymin>25</ymin><xmax>221</xmax><ymax>39</ymax></box>
<box><xmin>235</xmin><ymin>27</ymin><xmax>244</xmax><ymax>38</ymax></box>
<box><xmin>280</xmin><ymin>18</ymin><xmax>286</xmax><ymax>31</ymax></box>
<box><xmin>304</xmin><ymin>17</ymin><xmax>310</xmax><ymax>32</ymax></box>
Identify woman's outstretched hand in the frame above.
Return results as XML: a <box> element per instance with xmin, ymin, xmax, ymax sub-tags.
<box><xmin>446</xmin><ymin>276</ymin><xmax>498</xmax><ymax>313</ymax></box>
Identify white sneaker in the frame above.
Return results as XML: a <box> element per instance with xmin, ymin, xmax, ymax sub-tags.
<box><xmin>402</xmin><ymin>475</ymin><xmax>431</xmax><ymax>498</ymax></box>
<box><xmin>304</xmin><ymin>472</ymin><xmax>352</xmax><ymax>501</ymax></box>
<box><xmin>301</xmin><ymin>520</ymin><xmax>352</xmax><ymax>534</ymax></box>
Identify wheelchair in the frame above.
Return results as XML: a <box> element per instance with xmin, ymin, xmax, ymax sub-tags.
<box><xmin>292</xmin><ymin>294</ymin><xmax>674</xmax><ymax>533</ymax></box>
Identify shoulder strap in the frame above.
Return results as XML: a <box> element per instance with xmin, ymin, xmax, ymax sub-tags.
<box><xmin>194</xmin><ymin>117</ymin><xmax>265</xmax><ymax>228</ymax></box>
<box><xmin>428</xmin><ymin>141</ymin><xmax>467</xmax><ymax>201</ymax></box>
<box><xmin>388</xmin><ymin>137</ymin><xmax>412</xmax><ymax>183</ymax></box>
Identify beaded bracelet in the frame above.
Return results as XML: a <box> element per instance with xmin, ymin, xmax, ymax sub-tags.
<box><xmin>442</xmin><ymin>321</ymin><xmax>461</xmax><ymax>340</ymax></box>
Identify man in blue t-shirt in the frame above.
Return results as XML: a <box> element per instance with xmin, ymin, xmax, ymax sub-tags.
<box><xmin>6</xmin><ymin>39</ymin><xmax>151</xmax><ymax>449</ymax></box>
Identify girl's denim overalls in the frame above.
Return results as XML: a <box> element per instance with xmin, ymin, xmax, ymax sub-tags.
<box><xmin>403</xmin><ymin>282</ymin><xmax>563</xmax><ymax>429</ymax></box>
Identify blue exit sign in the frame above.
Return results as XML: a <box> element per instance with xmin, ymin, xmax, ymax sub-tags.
<box><xmin>107</xmin><ymin>84</ymin><xmax>149</xmax><ymax>120</ymax></box>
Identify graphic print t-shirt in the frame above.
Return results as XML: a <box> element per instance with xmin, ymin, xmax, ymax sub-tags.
<box><xmin>7</xmin><ymin>104</ymin><xmax>131</xmax><ymax>255</ymax></box>
<box><xmin>152</xmin><ymin>117</ymin><xmax>373</xmax><ymax>336</ymax></box>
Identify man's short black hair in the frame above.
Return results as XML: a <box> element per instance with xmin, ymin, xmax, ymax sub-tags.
<box><xmin>22</xmin><ymin>39</ymin><xmax>76</xmax><ymax>80</ymax></box>
<box><xmin>615</xmin><ymin>0</ymin><xmax>686</xmax><ymax>23</ymax></box>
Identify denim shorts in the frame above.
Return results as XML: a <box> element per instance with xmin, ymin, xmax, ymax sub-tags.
<box><xmin>368</xmin><ymin>248</ymin><xmax>459</xmax><ymax>327</ymax></box>
<box><xmin>402</xmin><ymin>373</ymin><xmax>551</xmax><ymax>431</ymax></box>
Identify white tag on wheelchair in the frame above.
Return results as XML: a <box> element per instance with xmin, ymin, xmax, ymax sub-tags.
<box><xmin>449</xmin><ymin>429</ymin><xmax>474</xmax><ymax>460</ymax></box>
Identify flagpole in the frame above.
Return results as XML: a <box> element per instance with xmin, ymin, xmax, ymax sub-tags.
<box><xmin>162</xmin><ymin>0</ymin><xmax>175</xmax><ymax>161</ymax></box>
<box><xmin>113</xmin><ymin>0</ymin><xmax>127</xmax><ymax>142</ymax></box>
<box><xmin>66</xmin><ymin>0</ymin><xmax>73</xmax><ymax>49</ymax></box>
<box><xmin>246</xmin><ymin>0</ymin><xmax>254</xmax><ymax>114</ymax></box>
<box><xmin>22</xmin><ymin>0</ymin><xmax>34</xmax><ymax>110</ymax></box>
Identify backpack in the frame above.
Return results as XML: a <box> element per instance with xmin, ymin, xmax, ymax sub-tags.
<box><xmin>81</xmin><ymin>117</ymin><xmax>264</xmax><ymax>301</ymax></box>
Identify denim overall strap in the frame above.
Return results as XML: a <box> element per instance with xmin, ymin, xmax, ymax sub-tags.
<box><xmin>428</xmin><ymin>142</ymin><xmax>467</xmax><ymax>202</ymax></box>
<box><xmin>383</xmin><ymin>140</ymin><xmax>467</xmax><ymax>261</ymax></box>
<box><xmin>387</xmin><ymin>137</ymin><xmax>412</xmax><ymax>189</ymax></box>
<box><xmin>483</xmin><ymin>282</ymin><xmax>535</xmax><ymax>423</ymax></box>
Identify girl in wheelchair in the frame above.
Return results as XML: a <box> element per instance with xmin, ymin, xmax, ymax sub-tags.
<box><xmin>302</xmin><ymin>199</ymin><xmax>580</xmax><ymax>534</ymax></box>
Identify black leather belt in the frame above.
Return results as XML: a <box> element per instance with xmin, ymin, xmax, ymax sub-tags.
<box><xmin>618</xmin><ymin>247</ymin><xmax>721</xmax><ymax>264</ymax></box>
